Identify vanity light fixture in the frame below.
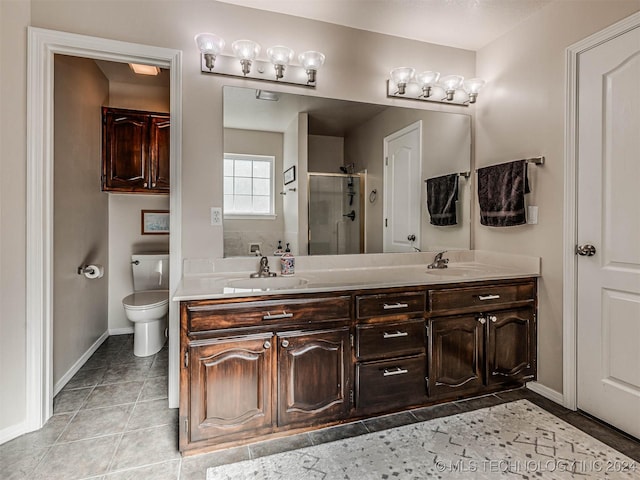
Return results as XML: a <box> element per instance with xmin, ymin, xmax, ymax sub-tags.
<box><xmin>194</xmin><ymin>33</ymin><xmax>225</xmax><ymax>70</ymax></box>
<box><xmin>232</xmin><ymin>39</ymin><xmax>261</xmax><ymax>75</ymax></box>
<box><xmin>299</xmin><ymin>51</ymin><xmax>325</xmax><ymax>84</ymax></box>
<box><xmin>388</xmin><ymin>68</ymin><xmax>485</xmax><ymax>106</ymax></box>
<box><xmin>195</xmin><ymin>32</ymin><xmax>325</xmax><ymax>88</ymax></box>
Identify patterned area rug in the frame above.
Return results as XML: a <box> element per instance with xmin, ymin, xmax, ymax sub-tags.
<box><xmin>206</xmin><ymin>400</ymin><xmax>638</xmax><ymax>479</ymax></box>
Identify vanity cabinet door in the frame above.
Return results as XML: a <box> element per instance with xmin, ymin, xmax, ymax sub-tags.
<box><xmin>277</xmin><ymin>327</ymin><xmax>350</xmax><ymax>427</ymax></box>
<box><xmin>187</xmin><ymin>333</ymin><xmax>274</xmax><ymax>443</ymax></box>
<box><xmin>429</xmin><ymin>315</ymin><xmax>485</xmax><ymax>398</ymax></box>
<box><xmin>486</xmin><ymin>308</ymin><xmax>536</xmax><ymax>385</ymax></box>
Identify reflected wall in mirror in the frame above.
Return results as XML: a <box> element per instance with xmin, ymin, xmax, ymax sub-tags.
<box><xmin>223</xmin><ymin>86</ymin><xmax>471</xmax><ymax>257</ymax></box>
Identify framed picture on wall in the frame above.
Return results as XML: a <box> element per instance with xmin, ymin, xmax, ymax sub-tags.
<box><xmin>283</xmin><ymin>166</ymin><xmax>296</xmax><ymax>185</ymax></box>
<box><xmin>141</xmin><ymin>210</ymin><xmax>170</xmax><ymax>235</ymax></box>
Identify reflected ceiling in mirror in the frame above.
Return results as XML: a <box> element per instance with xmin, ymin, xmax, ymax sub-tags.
<box><xmin>223</xmin><ymin>86</ymin><xmax>471</xmax><ymax>258</ymax></box>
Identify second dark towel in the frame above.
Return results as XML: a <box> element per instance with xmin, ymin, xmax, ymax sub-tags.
<box><xmin>477</xmin><ymin>159</ymin><xmax>530</xmax><ymax>227</ymax></box>
<box><xmin>426</xmin><ymin>173</ymin><xmax>459</xmax><ymax>226</ymax></box>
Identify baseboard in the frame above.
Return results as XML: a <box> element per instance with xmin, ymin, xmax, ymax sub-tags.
<box><xmin>108</xmin><ymin>327</ymin><xmax>134</xmax><ymax>335</ymax></box>
<box><xmin>0</xmin><ymin>420</ymin><xmax>29</xmax><ymax>445</ymax></box>
<box><xmin>526</xmin><ymin>381</ymin><xmax>564</xmax><ymax>405</ymax></box>
<box><xmin>53</xmin><ymin>330</ymin><xmax>109</xmax><ymax>396</ymax></box>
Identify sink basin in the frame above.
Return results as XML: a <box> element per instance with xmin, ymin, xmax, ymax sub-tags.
<box><xmin>225</xmin><ymin>276</ymin><xmax>309</xmax><ymax>291</ymax></box>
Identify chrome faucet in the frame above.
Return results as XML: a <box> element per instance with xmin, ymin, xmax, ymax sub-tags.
<box><xmin>250</xmin><ymin>256</ymin><xmax>277</xmax><ymax>278</ymax></box>
<box><xmin>427</xmin><ymin>250</ymin><xmax>449</xmax><ymax>269</ymax></box>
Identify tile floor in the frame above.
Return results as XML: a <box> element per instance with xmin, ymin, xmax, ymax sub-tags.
<box><xmin>2</xmin><ymin>334</ymin><xmax>640</xmax><ymax>480</ymax></box>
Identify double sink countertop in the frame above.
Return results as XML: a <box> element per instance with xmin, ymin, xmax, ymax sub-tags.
<box><xmin>174</xmin><ymin>250</ymin><xmax>540</xmax><ymax>301</ymax></box>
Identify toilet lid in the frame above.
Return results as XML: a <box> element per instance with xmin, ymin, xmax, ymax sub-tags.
<box><xmin>122</xmin><ymin>290</ymin><xmax>169</xmax><ymax>310</ymax></box>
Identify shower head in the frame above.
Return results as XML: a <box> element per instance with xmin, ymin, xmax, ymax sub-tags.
<box><xmin>339</xmin><ymin>166</ymin><xmax>348</xmax><ymax>173</ymax></box>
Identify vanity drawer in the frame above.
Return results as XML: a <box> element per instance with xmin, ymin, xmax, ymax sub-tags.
<box><xmin>186</xmin><ymin>296</ymin><xmax>351</xmax><ymax>332</ymax></box>
<box><xmin>429</xmin><ymin>282</ymin><xmax>535</xmax><ymax>314</ymax></box>
<box><xmin>356</xmin><ymin>319</ymin><xmax>425</xmax><ymax>361</ymax></box>
<box><xmin>356</xmin><ymin>291</ymin><xmax>426</xmax><ymax>319</ymax></box>
<box><xmin>356</xmin><ymin>354</ymin><xmax>426</xmax><ymax>410</ymax></box>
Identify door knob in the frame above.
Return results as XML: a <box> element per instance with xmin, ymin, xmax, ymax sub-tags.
<box><xmin>478</xmin><ymin>317</ymin><xmax>486</xmax><ymax>325</ymax></box>
<box><xmin>263</xmin><ymin>340</ymin><xmax>271</xmax><ymax>349</ymax></box>
<box><xmin>281</xmin><ymin>339</ymin><xmax>289</xmax><ymax>348</ymax></box>
<box><xmin>576</xmin><ymin>244</ymin><xmax>596</xmax><ymax>256</ymax></box>
<box><xmin>407</xmin><ymin>234</ymin><xmax>416</xmax><ymax>242</ymax></box>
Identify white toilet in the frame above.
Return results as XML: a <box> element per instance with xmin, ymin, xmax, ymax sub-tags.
<box><xmin>122</xmin><ymin>253</ymin><xmax>169</xmax><ymax>357</ymax></box>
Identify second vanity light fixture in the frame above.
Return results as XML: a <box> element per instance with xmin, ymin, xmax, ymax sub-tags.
<box><xmin>195</xmin><ymin>33</ymin><xmax>325</xmax><ymax>87</ymax></box>
<box><xmin>388</xmin><ymin>67</ymin><xmax>485</xmax><ymax>106</ymax></box>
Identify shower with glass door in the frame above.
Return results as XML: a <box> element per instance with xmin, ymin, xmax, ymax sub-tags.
<box><xmin>308</xmin><ymin>172</ymin><xmax>364</xmax><ymax>255</ymax></box>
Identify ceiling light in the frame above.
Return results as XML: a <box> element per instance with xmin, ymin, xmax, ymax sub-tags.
<box><xmin>387</xmin><ymin>68</ymin><xmax>484</xmax><ymax>106</ymax></box>
<box><xmin>390</xmin><ymin>67</ymin><xmax>415</xmax><ymax>95</ymax></box>
<box><xmin>267</xmin><ymin>45</ymin><xmax>294</xmax><ymax>80</ymax></box>
<box><xmin>416</xmin><ymin>71</ymin><xmax>440</xmax><ymax>98</ymax></box>
<box><xmin>232</xmin><ymin>39</ymin><xmax>261</xmax><ymax>75</ymax></box>
<box><xmin>255</xmin><ymin>90</ymin><xmax>280</xmax><ymax>101</ymax></box>
<box><xmin>463</xmin><ymin>78</ymin><xmax>486</xmax><ymax>104</ymax></box>
<box><xmin>129</xmin><ymin>63</ymin><xmax>160</xmax><ymax>76</ymax></box>
<box><xmin>440</xmin><ymin>75</ymin><xmax>464</xmax><ymax>101</ymax></box>
<box><xmin>298</xmin><ymin>51</ymin><xmax>325</xmax><ymax>84</ymax></box>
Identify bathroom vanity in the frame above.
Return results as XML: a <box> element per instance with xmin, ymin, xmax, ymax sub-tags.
<box><xmin>176</xmin><ymin>253</ymin><xmax>538</xmax><ymax>455</ymax></box>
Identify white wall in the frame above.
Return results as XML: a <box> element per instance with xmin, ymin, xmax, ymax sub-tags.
<box><xmin>53</xmin><ymin>55</ymin><xmax>110</xmax><ymax>387</ymax></box>
<box><xmin>476</xmin><ymin>0</ymin><xmax>640</xmax><ymax>393</ymax></box>
<box><xmin>2</xmin><ymin>0</ymin><xmax>475</xmax><ymax>437</ymax></box>
<box><xmin>308</xmin><ymin>135</ymin><xmax>344</xmax><ymax>173</ymax></box>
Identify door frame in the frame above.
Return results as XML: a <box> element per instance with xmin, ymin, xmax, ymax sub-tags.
<box><xmin>26</xmin><ymin>27</ymin><xmax>183</xmax><ymax>431</ymax></box>
<box><xmin>563</xmin><ymin>11</ymin><xmax>640</xmax><ymax>411</ymax></box>
<box><xmin>382</xmin><ymin>120</ymin><xmax>422</xmax><ymax>253</ymax></box>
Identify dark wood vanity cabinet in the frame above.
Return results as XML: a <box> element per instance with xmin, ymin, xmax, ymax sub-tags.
<box><xmin>354</xmin><ymin>291</ymin><xmax>427</xmax><ymax>413</ymax></box>
<box><xmin>101</xmin><ymin>107</ymin><xmax>170</xmax><ymax>193</ymax></box>
<box><xmin>427</xmin><ymin>279</ymin><xmax>537</xmax><ymax>400</ymax></box>
<box><xmin>180</xmin><ymin>277</ymin><xmax>537</xmax><ymax>454</ymax></box>
<box><xmin>277</xmin><ymin>327</ymin><xmax>350</xmax><ymax>427</ymax></box>
<box><xmin>187</xmin><ymin>333</ymin><xmax>274</xmax><ymax>443</ymax></box>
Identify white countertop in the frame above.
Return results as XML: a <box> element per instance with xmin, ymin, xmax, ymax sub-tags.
<box><xmin>173</xmin><ymin>250</ymin><xmax>540</xmax><ymax>301</ymax></box>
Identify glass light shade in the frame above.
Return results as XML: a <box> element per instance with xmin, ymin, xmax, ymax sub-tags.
<box><xmin>299</xmin><ymin>51</ymin><xmax>325</xmax><ymax>70</ymax></box>
<box><xmin>440</xmin><ymin>75</ymin><xmax>464</xmax><ymax>91</ymax></box>
<box><xmin>390</xmin><ymin>67</ymin><xmax>415</xmax><ymax>85</ymax></box>
<box><xmin>416</xmin><ymin>71</ymin><xmax>440</xmax><ymax>86</ymax></box>
<box><xmin>194</xmin><ymin>33</ymin><xmax>225</xmax><ymax>55</ymax></box>
<box><xmin>232</xmin><ymin>40</ymin><xmax>261</xmax><ymax>61</ymax></box>
<box><xmin>463</xmin><ymin>78</ymin><xmax>486</xmax><ymax>94</ymax></box>
<box><xmin>267</xmin><ymin>46</ymin><xmax>294</xmax><ymax>66</ymax></box>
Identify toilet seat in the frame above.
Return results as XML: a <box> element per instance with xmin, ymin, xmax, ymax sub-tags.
<box><xmin>122</xmin><ymin>290</ymin><xmax>169</xmax><ymax>310</ymax></box>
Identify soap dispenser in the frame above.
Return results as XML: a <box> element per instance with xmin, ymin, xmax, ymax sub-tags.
<box><xmin>274</xmin><ymin>240</ymin><xmax>284</xmax><ymax>256</ymax></box>
<box><xmin>280</xmin><ymin>243</ymin><xmax>295</xmax><ymax>276</ymax></box>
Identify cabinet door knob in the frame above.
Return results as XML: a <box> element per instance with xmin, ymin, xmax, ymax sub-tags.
<box><xmin>143</xmin><ymin>182</ymin><xmax>148</xmax><ymax>187</ymax></box>
<box><xmin>490</xmin><ymin>315</ymin><xmax>497</xmax><ymax>323</ymax></box>
<box><xmin>152</xmin><ymin>182</ymin><xmax>156</xmax><ymax>188</ymax></box>
<box><xmin>281</xmin><ymin>339</ymin><xmax>289</xmax><ymax>348</ymax></box>
<box><xmin>478</xmin><ymin>317</ymin><xmax>486</xmax><ymax>324</ymax></box>
<box><xmin>263</xmin><ymin>340</ymin><xmax>271</xmax><ymax>349</ymax></box>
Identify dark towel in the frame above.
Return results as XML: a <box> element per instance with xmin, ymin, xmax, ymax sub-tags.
<box><xmin>426</xmin><ymin>173</ymin><xmax>458</xmax><ymax>226</ymax></box>
<box><xmin>477</xmin><ymin>160</ymin><xmax>530</xmax><ymax>227</ymax></box>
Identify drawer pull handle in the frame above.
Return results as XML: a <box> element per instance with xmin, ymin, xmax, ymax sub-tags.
<box><xmin>263</xmin><ymin>311</ymin><xmax>293</xmax><ymax>320</ymax></box>
<box><xmin>383</xmin><ymin>302</ymin><xmax>409</xmax><ymax>310</ymax></box>
<box><xmin>383</xmin><ymin>331</ymin><xmax>409</xmax><ymax>339</ymax></box>
<box><xmin>383</xmin><ymin>367</ymin><xmax>409</xmax><ymax>377</ymax></box>
<box><xmin>478</xmin><ymin>294</ymin><xmax>500</xmax><ymax>301</ymax></box>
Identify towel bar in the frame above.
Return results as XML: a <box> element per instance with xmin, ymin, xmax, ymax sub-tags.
<box><xmin>475</xmin><ymin>156</ymin><xmax>545</xmax><ymax>173</ymax></box>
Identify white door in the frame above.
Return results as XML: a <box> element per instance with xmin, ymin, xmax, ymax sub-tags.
<box><xmin>383</xmin><ymin>121</ymin><xmax>422</xmax><ymax>252</ymax></box>
<box><xmin>577</xmin><ymin>24</ymin><xmax>640</xmax><ymax>438</ymax></box>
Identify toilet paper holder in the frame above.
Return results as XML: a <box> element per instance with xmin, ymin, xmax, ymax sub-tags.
<box><xmin>77</xmin><ymin>265</ymin><xmax>100</xmax><ymax>276</ymax></box>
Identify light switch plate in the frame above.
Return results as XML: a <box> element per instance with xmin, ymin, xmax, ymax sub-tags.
<box><xmin>210</xmin><ymin>207</ymin><xmax>222</xmax><ymax>226</ymax></box>
<box><xmin>527</xmin><ymin>206</ymin><xmax>538</xmax><ymax>225</ymax></box>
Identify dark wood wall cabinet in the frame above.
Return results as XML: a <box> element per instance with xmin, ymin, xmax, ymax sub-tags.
<box><xmin>102</xmin><ymin>107</ymin><xmax>170</xmax><ymax>193</ymax></box>
<box><xmin>180</xmin><ymin>277</ymin><xmax>537</xmax><ymax>454</ymax></box>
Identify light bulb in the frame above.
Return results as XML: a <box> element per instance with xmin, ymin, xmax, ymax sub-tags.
<box><xmin>194</xmin><ymin>33</ymin><xmax>225</xmax><ymax>70</ymax></box>
<box><xmin>416</xmin><ymin>71</ymin><xmax>440</xmax><ymax>98</ymax></box>
<box><xmin>390</xmin><ymin>67</ymin><xmax>415</xmax><ymax>95</ymax></box>
<box><xmin>463</xmin><ymin>78</ymin><xmax>485</xmax><ymax>104</ymax></box>
<box><xmin>232</xmin><ymin>40</ymin><xmax>261</xmax><ymax>75</ymax></box>
<box><xmin>267</xmin><ymin>45</ymin><xmax>294</xmax><ymax>79</ymax></box>
<box><xmin>440</xmin><ymin>74</ymin><xmax>464</xmax><ymax>101</ymax></box>
<box><xmin>299</xmin><ymin>51</ymin><xmax>325</xmax><ymax>84</ymax></box>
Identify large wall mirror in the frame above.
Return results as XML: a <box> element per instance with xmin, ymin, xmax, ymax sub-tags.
<box><xmin>223</xmin><ymin>86</ymin><xmax>471</xmax><ymax>257</ymax></box>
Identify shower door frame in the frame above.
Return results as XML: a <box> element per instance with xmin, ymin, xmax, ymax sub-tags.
<box><xmin>307</xmin><ymin>172</ymin><xmax>365</xmax><ymax>256</ymax></box>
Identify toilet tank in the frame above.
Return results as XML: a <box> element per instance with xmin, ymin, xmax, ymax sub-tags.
<box><xmin>131</xmin><ymin>253</ymin><xmax>169</xmax><ymax>291</ymax></box>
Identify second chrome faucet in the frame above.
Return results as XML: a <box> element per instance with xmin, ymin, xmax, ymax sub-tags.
<box><xmin>250</xmin><ymin>256</ymin><xmax>277</xmax><ymax>278</ymax></box>
<box><xmin>427</xmin><ymin>251</ymin><xmax>449</xmax><ymax>269</ymax></box>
